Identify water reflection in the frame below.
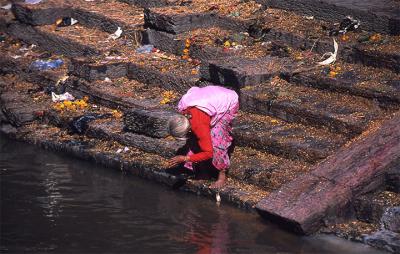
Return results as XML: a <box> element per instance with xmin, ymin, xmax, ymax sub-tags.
<box><xmin>0</xmin><ymin>135</ymin><xmax>384</xmax><ymax>253</ymax></box>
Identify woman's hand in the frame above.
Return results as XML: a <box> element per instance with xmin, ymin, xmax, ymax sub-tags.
<box><xmin>166</xmin><ymin>155</ymin><xmax>188</xmax><ymax>168</ymax></box>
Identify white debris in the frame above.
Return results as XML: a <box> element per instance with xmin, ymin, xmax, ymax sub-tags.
<box><xmin>261</xmin><ymin>41</ymin><xmax>272</xmax><ymax>46</ymax></box>
<box><xmin>317</xmin><ymin>38</ymin><xmax>338</xmax><ymax>66</ymax></box>
<box><xmin>216</xmin><ymin>192</ymin><xmax>221</xmax><ymax>203</ymax></box>
<box><xmin>117</xmin><ymin>147</ymin><xmax>130</xmax><ymax>154</ymax></box>
<box><xmin>104</xmin><ymin>77</ymin><xmax>111</xmax><ymax>82</ymax></box>
<box><xmin>304</xmin><ymin>16</ymin><xmax>314</xmax><ymax>20</ymax></box>
<box><xmin>1</xmin><ymin>3</ymin><xmax>12</xmax><ymax>10</ymax></box>
<box><xmin>109</xmin><ymin>27</ymin><xmax>122</xmax><ymax>40</ymax></box>
<box><xmin>70</xmin><ymin>18</ymin><xmax>78</xmax><ymax>25</ymax></box>
<box><xmin>51</xmin><ymin>92</ymin><xmax>75</xmax><ymax>102</ymax></box>
<box><xmin>55</xmin><ymin>75</ymin><xmax>69</xmax><ymax>86</ymax></box>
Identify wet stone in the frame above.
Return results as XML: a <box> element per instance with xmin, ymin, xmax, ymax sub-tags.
<box><xmin>354</xmin><ymin>192</ymin><xmax>400</xmax><ymax>224</ymax></box>
<box><xmin>364</xmin><ymin>230</ymin><xmax>400</xmax><ymax>253</ymax></box>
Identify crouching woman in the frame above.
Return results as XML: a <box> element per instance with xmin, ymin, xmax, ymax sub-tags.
<box><xmin>167</xmin><ymin>85</ymin><xmax>239</xmax><ymax>189</ymax></box>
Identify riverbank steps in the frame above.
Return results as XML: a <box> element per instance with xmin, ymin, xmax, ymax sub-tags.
<box><xmin>1</xmin><ymin>0</ymin><xmax>399</xmax><ymax>252</ymax></box>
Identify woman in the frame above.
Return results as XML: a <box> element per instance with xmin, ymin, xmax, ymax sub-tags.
<box><xmin>167</xmin><ymin>85</ymin><xmax>239</xmax><ymax>189</ymax></box>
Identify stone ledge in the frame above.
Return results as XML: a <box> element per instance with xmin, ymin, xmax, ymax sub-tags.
<box><xmin>257</xmin><ymin>0</ymin><xmax>400</xmax><ymax>35</ymax></box>
<box><xmin>256</xmin><ymin>111</ymin><xmax>400</xmax><ymax>234</ymax></box>
<box><xmin>200</xmin><ymin>56</ymin><xmax>290</xmax><ymax>88</ymax></box>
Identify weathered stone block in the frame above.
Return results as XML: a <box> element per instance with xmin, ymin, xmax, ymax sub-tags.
<box><xmin>124</xmin><ymin>108</ymin><xmax>179</xmax><ymax>138</ymax></box>
<box><xmin>382</xmin><ymin>207</ymin><xmax>400</xmax><ymax>233</ymax></box>
<box><xmin>258</xmin><ymin>0</ymin><xmax>400</xmax><ymax>35</ymax></box>
<box><xmin>256</xmin><ymin>112</ymin><xmax>400</xmax><ymax>235</ymax></box>
<box><xmin>7</xmin><ymin>22</ymin><xmax>99</xmax><ymax>57</ymax></box>
<box><xmin>240</xmin><ymin>82</ymin><xmax>383</xmax><ymax>137</ymax></box>
<box><xmin>12</xmin><ymin>3</ymin><xmax>72</xmax><ymax>26</ymax></box>
<box><xmin>145</xmin><ymin>8</ymin><xmax>218</xmax><ymax>34</ymax></box>
<box><xmin>127</xmin><ymin>63</ymin><xmax>196</xmax><ymax>93</ymax></box>
<box><xmin>364</xmin><ymin>230</ymin><xmax>400</xmax><ymax>253</ymax></box>
<box><xmin>201</xmin><ymin>56</ymin><xmax>290</xmax><ymax>88</ymax></box>
<box><xmin>256</xmin><ymin>173</ymin><xmax>352</xmax><ymax>234</ymax></box>
<box><xmin>69</xmin><ymin>59</ymin><xmax>128</xmax><ymax>81</ymax></box>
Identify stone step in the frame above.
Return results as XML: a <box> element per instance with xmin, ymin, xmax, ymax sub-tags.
<box><xmin>256</xmin><ymin>112</ymin><xmax>400</xmax><ymax>234</ymax></box>
<box><xmin>64</xmin><ymin>77</ymin><xmax>180</xmax><ymax>111</ymax></box>
<box><xmin>41</xmin><ymin>97</ymin><xmax>312</xmax><ymax>191</ymax></box>
<box><xmin>257</xmin><ymin>0</ymin><xmax>400</xmax><ymax>35</ymax></box>
<box><xmin>86</xmin><ymin>116</ymin><xmax>313</xmax><ymax>191</ymax></box>
<box><xmin>251</xmin><ymin>8</ymin><xmax>400</xmax><ymax>73</ymax></box>
<box><xmin>15</xmin><ymin>120</ymin><xmax>271</xmax><ymax>209</ymax></box>
<box><xmin>240</xmin><ymin>77</ymin><xmax>387</xmax><ymax>136</ymax></box>
<box><xmin>145</xmin><ymin>27</ymin><xmax>274</xmax><ymax>62</ymax></box>
<box><xmin>0</xmin><ymin>39</ymin><xmax>69</xmax><ymax>91</ymax></box>
<box><xmin>123</xmin><ymin>106</ymin><xmax>346</xmax><ymax>163</ymax></box>
<box><xmin>7</xmin><ymin>22</ymin><xmax>102</xmax><ymax>57</ymax></box>
<box><xmin>0</xmin><ymin>75</ymin><xmax>51</xmax><ymax>127</ymax></box>
<box><xmin>386</xmin><ymin>165</ymin><xmax>400</xmax><ymax>193</ymax></box>
<box><xmin>285</xmin><ymin>61</ymin><xmax>400</xmax><ymax>107</ymax></box>
<box><xmin>124</xmin><ymin>108</ymin><xmax>179</xmax><ymax>138</ymax></box>
<box><xmin>234</xmin><ymin>112</ymin><xmax>347</xmax><ymax>163</ymax></box>
<box><xmin>6</xmin><ymin>22</ymin><xmax>200</xmax><ymax>92</ymax></box>
<box><xmin>118</xmin><ymin>0</ymin><xmax>177</xmax><ymax>8</ymax></box>
<box><xmin>354</xmin><ymin>191</ymin><xmax>400</xmax><ymax>224</ymax></box>
<box><xmin>54</xmin><ymin>73</ymin><xmax>347</xmax><ymax>164</ymax></box>
<box><xmin>200</xmin><ymin>56</ymin><xmax>292</xmax><ymax>88</ymax></box>
<box><xmin>144</xmin><ymin>1</ymin><xmax>260</xmax><ymax>34</ymax></box>
<box><xmin>12</xmin><ymin>0</ymin><xmax>144</xmax><ymax>34</ymax></box>
<box><xmin>146</xmin><ymin>21</ymin><xmax>400</xmax><ymax>73</ymax></box>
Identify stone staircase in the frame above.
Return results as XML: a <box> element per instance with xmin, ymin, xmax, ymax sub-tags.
<box><xmin>1</xmin><ymin>0</ymin><xmax>399</xmax><ymax>251</ymax></box>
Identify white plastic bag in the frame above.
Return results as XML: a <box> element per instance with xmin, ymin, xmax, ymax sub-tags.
<box><xmin>51</xmin><ymin>92</ymin><xmax>75</xmax><ymax>102</ymax></box>
<box><xmin>318</xmin><ymin>38</ymin><xmax>338</xmax><ymax>66</ymax></box>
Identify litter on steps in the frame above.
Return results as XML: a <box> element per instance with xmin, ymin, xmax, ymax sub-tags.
<box><xmin>109</xmin><ymin>27</ymin><xmax>123</xmax><ymax>40</ymax></box>
<box><xmin>51</xmin><ymin>92</ymin><xmax>75</xmax><ymax>102</ymax></box>
<box><xmin>318</xmin><ymin>38</ymin><xmax>338</xmax><ymax>65</ymax></box>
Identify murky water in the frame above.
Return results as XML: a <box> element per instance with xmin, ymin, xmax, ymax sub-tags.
<box><xmin>0</xmin><ymin>135</ymin><xmax>384</xmax><ymax>254</ymax></box>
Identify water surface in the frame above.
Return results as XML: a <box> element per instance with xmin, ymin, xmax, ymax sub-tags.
<box><xmin>0</xmin><ymin>135</ymin><xmax>383</xmax><ymax>253</ymax></box>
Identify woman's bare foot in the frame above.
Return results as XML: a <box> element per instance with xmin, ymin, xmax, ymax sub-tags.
<box><xmin>210</xmin><ymin>170</ymin><xmax>226</xmax><ymax>189</ymax></box>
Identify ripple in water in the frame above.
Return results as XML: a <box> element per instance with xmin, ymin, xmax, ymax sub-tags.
<box><xmin>0</xmin><ymin>135</ymin><xmax>385</xmax><ymax>253</ymax></box>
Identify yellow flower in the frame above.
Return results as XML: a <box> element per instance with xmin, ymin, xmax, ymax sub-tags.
<box><xmin>328</xmin><ymin>71</ymin><xmax>337</xmax><ymax>78</ymax></box>
<box><xmin>341</xmin><ymin>34</ymin><xmax>349</xmax><ymax>42</ymax></box>
<box><xmin>112</xmin><ymin>110</ymin><xmax>122</xmax><ymax>118</ymax></box>
<box><xmin>369</xmin><ymin>34</ymin><xmax>382</xmax><ymax>42</ymax></box>
<box><xmin>63</xmin><ymin>100</ymin><xmax>72</xmax><ymax>106</ymax></box>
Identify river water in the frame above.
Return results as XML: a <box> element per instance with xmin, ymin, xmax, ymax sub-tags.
<box><xmin>0</xmin><ymin>135</ymin><xmax>384</xmax><ymax>254</ymax></box>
